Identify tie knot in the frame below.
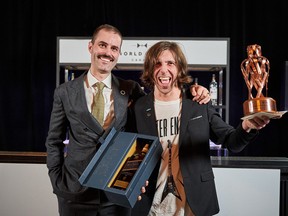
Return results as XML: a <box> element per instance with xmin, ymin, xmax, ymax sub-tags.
<box><xmin>95</xmin><ymin>82</ymin><xmax>105</xmax><ymax>91</ymax></box>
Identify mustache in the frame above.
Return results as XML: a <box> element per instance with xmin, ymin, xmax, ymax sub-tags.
<box><xmin>97</xmin><ymin>54</ymin><xmax>115</xmax><ymax>62</ymax></box>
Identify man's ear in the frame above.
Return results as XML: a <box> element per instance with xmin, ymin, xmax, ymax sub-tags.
<box><xmin>88</xmin><ymin>42</ymin><xmax>93</xmax><ymax>53</ymax></box>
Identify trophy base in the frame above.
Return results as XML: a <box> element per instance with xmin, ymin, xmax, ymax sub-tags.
<box><xmin>243</xmin><ymin>97</ymin><xmax>277</xmax><ymax>116</ymax></box>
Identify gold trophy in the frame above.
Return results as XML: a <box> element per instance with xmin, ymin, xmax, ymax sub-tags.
<box><xmin>241</xmin><ymin>44</ymin><xmax>287</xmax><ymax>120</ymax></box>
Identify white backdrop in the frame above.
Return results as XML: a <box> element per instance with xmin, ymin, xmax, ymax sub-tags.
<box><xmin>0</xmin><ymin>163</ymin><xmax>280</xmax><ymax>216</ymax></box>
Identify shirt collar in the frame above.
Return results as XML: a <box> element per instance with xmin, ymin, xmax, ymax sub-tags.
<box><xmin>87</xmin><ymin>70</ymin><xmax>112</xmax><ymax>89</ymax></box>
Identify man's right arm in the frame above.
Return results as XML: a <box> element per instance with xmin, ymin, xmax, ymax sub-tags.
<box><xmin>45</xmin><ymin>88</ymin><xmax>68</xmax><ymax>183</ymax></box>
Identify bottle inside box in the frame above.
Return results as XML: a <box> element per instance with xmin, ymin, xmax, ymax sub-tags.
<box><xmin>109</xmin><ymin>138</ymin><xmax>151</xmax><ymax>190</ymax></box>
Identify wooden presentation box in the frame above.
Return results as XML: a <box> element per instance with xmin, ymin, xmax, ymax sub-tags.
<box><xmin>79</xmin><ymin>128</ymin><xmax>162</xmax><ymax>208</ymax></box>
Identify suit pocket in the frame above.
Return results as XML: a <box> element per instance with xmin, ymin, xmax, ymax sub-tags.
<box><xmin>190</xmin><ymin>115</ymin><xmax>203</xmax><ymax>121</ymax></box>
<box><xmin>187</xmin><ymin>115</ymin><xmax>208</xmax><ymax>139</ymax></box>
<box><xmin>201</xmin><ymin>170</ymin><xmax>215</xmax><ymax>182</ymax></box>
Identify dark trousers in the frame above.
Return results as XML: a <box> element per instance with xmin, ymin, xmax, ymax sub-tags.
<box><xmin>57</xmin><ymin>196</ymin><xmax>131</xmax><ymax>216</ymax></box>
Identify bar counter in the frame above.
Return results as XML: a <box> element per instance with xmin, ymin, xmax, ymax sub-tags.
<box><xmin>0</xmin><ymin>152</ymin><xmax>287</xmax><ymax>215</ymax></box>
<box><xmin>211</xmin><ymin>156</ymin><xmax>288</xmax><ymax>216</ymax></box>
<box><xmin>211</xmin><ymin>156</ymin><xmax>288</xmax><ymax>172</ymax></box>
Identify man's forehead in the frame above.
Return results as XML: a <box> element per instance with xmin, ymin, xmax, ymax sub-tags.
<box><xmin>158</xmin><ymin>50</ymin><xmax>175</xmax><ymax>60</ymax></box>
<box><xmin>95</xmin><ymin>30</ymin><xmax>121</xmax><ymax>46</ymax></box>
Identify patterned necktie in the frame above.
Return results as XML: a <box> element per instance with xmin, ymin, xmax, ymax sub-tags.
<box><xmin>92</xmin><ymin>82</ymin><xmax>105</xmax><ymax>125</ymax></box>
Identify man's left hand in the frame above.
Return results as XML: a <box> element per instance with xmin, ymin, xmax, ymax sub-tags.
<box><xmin>190</xmin><ymin>84</ymin><xmax>210</xmax><ymax>104</ymax></box>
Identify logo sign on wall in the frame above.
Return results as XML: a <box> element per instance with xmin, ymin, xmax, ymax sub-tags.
<box><xmin>118</xmin><ymin>38</ymin><xmax>228</xmax><ymax>66</ymax></box>
<box><xmin>58</xmin><ymin>37</ymin><xmax>228</xmax><ymax>66</ymax></box>
<box><xmin>119</xmin><ymin>40</ymin><xmax>151</xmax><ymax>64</ymax></box>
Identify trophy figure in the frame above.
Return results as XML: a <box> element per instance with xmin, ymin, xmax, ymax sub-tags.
<box><xmin>241</xmin><ymin>44</ymin><xmax>286</xmax><ymax>119</ymax></box>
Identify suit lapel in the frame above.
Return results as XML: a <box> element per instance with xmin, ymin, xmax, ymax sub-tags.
<box><xmin>179</xmin><ymin>99</ymin><xmax>191</xmax><ymax>144</ymax></box>
<box><xmin>72</xmin><ymin>74</ymin><xmax>129</xmax><ymax>135</ymax></box>
<box><xmin>70</xmin><ymin>72</ymin><xmax>105</xmax><ymax>136</ymax></box>
<box><xmin>111</xmin><ymin>76</ymin><xmax>129</xmax><ymax>128</ymax></box>
<box><xmin>180</xmin><ymin>98</ymin><xmax>191</xmax><ymax>132</ymax></box>
<box><xmin>180</xmin><ymin>95</ymin><xmax>202</xmax><ymax>146</ymax></box>
<box><xmin>140</xmin><ymin>93</ymin><xmax>158</xmax><ymax>136</ymax></box>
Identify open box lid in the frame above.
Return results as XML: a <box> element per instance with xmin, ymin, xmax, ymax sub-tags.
<box><xmin>79</xmin><ymin>128</ymin><xmax>161</xmax><ymax>192</ymax></box>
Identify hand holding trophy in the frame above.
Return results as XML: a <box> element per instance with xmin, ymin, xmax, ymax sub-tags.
<box><xmin>241</xmin><ymin>44</ymin><xmax>287</xmax><ymax>120</ymax></box>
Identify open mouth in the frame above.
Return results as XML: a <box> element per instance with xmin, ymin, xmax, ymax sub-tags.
<box><xmin>158</xmin><ymin>77</ymin><xmax>171</xmax><ymax>84</ymax></box>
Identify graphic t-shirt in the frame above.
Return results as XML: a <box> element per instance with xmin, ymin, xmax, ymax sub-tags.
<box><xmin>148</xmin><ymin>99</ymin><xmax>194</xmax><ymax>216</ymax></box>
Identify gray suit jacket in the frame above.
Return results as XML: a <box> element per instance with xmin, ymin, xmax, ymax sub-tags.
<box><xmin>132</xmin><ymin>91</ymin><xmax>258</xmax><ymax>216</ymax></box>
<box><xmin>45</xmin><ymin>71</ymin><xmax>145</xmax><ymax>202</ymax></box>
